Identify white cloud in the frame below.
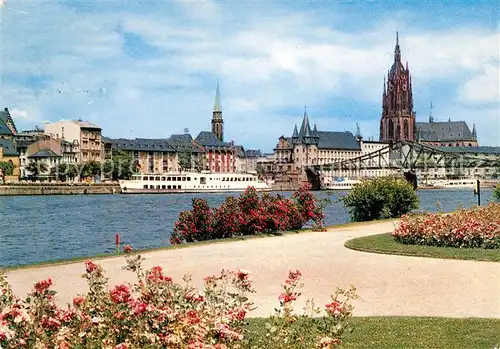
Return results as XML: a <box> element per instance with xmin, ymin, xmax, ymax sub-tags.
<box><xmin>459</xmin><ymin>64</ymin><xmax>500</xmax><ymax>104</ymax></box>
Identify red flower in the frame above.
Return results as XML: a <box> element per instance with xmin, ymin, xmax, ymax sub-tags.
<box><xmin>123</xmin><ymin>245</ymin><xmax>133</xmax><ymax>254</ymax></box>
<box><xmin>33</xmin><ymin>278</ymin><xmax>52</xmax><ymax>294</ymax></box>
<box><xmin>85</xmin><ymin>260</ymin><xmax>98</xmax><ymax>273</ymax></box>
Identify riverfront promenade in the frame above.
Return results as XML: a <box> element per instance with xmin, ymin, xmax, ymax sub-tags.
<box><xmin>5</xmin><ymin>221</ymin><xmax>500</xmax><ymax>318</ymax></box>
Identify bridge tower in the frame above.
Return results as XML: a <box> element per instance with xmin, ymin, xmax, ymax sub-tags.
<box><xmin>380</xmin><ymin>33</ymin><xmax>416</xmax><ymax>142</ymax></box>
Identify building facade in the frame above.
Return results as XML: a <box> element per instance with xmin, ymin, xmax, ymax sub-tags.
<box><xmin>380</xmin><ymin>33</ymin><xmax>416</xmax><ymax>142</ymax></box>
<box><xmin>44</xmin><ymin>120</ymin><xmax>103</xmax><ymax>163</ymax></box>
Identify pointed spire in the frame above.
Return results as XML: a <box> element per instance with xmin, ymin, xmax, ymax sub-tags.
<box><xmin>394</xmin><ymin>31</ymin><xmax>401</xmax><ymax>63</ymax></box>
<box><xmin>313</xmin><ymin>123</ymin><xmax>318</xmax><ymax>137</ymax></box>
<box><xmin>292</xmin><ymin>124</ymin><xmax>299</xmax><ymax>138</ymax></box>
<box><xmin>472</xmin><ymin>123</ymin><xmax>477</xmax><ymax>138</ymax></box>
<box><xmin>356</xmin><ymin>123</ymin><xmax>362</xmax><ymax>138</ymax></box>
<box><xmin>383</xmin><ymin>76</ymin><xmax>386</xmax><ymax>95</ymax></box>
<box><xmin>429</xmin><ymin>101</ymin><xmax>434</xmax><ymax>123</ymax></box>
<box><xmin>448</xmin><ymin>116</ymin><xmax>451</xmax><ymax>122</ymax></box>
<box><xmin>299</xmin><ymin>105</ymin><xmax>312</xmax><ymax>137</ymax></box>
<box><xmin>213</xmin><ymin>79</ymin><xmax>222</xmax><ymax>112</ymax></box>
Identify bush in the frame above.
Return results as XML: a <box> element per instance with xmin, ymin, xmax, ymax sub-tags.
<box><xmin>493</xmin><ymin>184</ymin><xmax>500</xmax><ymax>202</ymax></box>
<box><xmin>340</xmin><ymin>177</ymin><xmax>419</xmax><ymax>222</ymax></box>
<box><xmin>0</xmin><ymin>252</ymin><xmax>356</xmax><ymax>349</ymax></box>
<box><xmin>170</xmin><ymin>184</ymin><xmax>325</xmax><ymax>244</ymax></box>
<box><xmin>392</xmin><ymin>203</ymin><xmax>500</xmax><ymax>249</ymax></box>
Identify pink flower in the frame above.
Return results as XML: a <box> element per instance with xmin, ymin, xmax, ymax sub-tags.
<box><xmin>85</xmin><ymin>260</ymin><xmax>98</xmax><ymax>273</ymax></box>
<box><xmin>33</xmin><ymin>278</ymin><xmax>52</xmax><ymax>294</ymax></box>
<box><xmin>123</xmin><ymin>245</ymin><xmax>133</xmax><ymax>254</ymax></box>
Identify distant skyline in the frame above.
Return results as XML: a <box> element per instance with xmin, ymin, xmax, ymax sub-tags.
<box><xmin>1</xmin><ymin>0</ymin><xmax>499</xmax><ymax>151</ymax></box>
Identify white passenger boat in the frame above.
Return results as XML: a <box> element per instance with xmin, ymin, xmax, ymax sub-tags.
<box><xmin>119</xmin><ymin>171</ymin><xmax>271</xmax><ymax>194</ymax></box>
<box><xmin>323</xmin><ymin>178</ymin><xmax>361</xmax><ymax>190</ymax></box>
<box><xmin>431</xmin><ymin>178</ymin><xmax>477</xmax><ymax>189</ymax></box>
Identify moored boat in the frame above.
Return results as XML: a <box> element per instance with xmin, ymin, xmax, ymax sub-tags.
<box><xmin>431</xmin><ymin>178</ymin><xmax>476</xmax><ymax>189</ymax></box>
<box><xmin>323</xmin><ymin>177</ymin><xmax>360</xmax><ymax>190</ymax></box>
<box><xmin>119</xmin><ymin>171</ymin><xmax>271</xmax><ymax>194</ymax></box>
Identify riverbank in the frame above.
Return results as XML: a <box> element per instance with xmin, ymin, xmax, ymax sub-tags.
<box><xmin>0</xmin><ymin>183</ymin><xmax>121</xmax><ymax>196</ymax></box>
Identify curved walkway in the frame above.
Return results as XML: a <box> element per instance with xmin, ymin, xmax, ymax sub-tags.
<box><xmin>5</xmin><ymin>221</ymin><xmax>500</xmax><ymax>318</ymax></box>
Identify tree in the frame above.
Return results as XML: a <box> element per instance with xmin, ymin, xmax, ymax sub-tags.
<box><xmin>103</xmin><ymin>150</ymin><xmax>136</xmax><ymax>180</ymax></box>
<box><xmin>50</xmin><ymin>163</ymin><xmax>68</xmax><ymax>181</ymax></box>
<box><xmin>26</xmin><ymin>161</ymin><xmax>48</xmax><ymax>181</ymax></box>
<box><xmin>493</xmin><ymin>185</ymin><xmax>500</xmax><ymax>203</ymax></box>
<box><xmin>255</xmin><ymin>164</ymin><xmax>265</xmax><ymax>176</ymax></box>
<box><xmin>340</xmin><ymin>176</ymin><xmax>420</xmax><ymax>222</ymax></box>
<box><xmin>81</xmin><ymin>161</ymin><xmax>101</xmax><ymax>180</ymax></box>
<box><xmin>0</xmin><ymin>161</ymin><xmax>15</xmax><ymax>176</ymax></box>
<box><xmin>193</xmin><ymin>155</ymin><xmax>207</xmax><ymax>172</ymax></box>
<box><xmin>178</xmin><ymin>149</ymin><xmax>192</xmax><ymax>171</ymax></box>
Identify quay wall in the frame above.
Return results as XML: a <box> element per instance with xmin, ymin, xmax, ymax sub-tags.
<box><xmin>0</xmin><ymin>184</ymin><xmax>121</xmax><ymax>196</ymax></box>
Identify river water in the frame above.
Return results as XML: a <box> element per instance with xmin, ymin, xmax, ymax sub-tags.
<box><xmin>0</xmin><ymin>189</ymin><xmax>494</xmax><ymax>268</ymax></box>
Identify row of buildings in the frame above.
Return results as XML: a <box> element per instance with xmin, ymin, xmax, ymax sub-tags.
<box><xmin>1</xmin><ymin>34</ymin><xmax>497</xmax><ymax>185</ymax></box>
<box><xmin>0</xmin><ymin>81</ymin><xmax>264</xmax><ymax>182</ymax></box>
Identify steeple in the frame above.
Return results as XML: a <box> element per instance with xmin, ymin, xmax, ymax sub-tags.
<box><xmin>394</xmin><ymin>31</ymin><xmax>401</xmax><ymax>63</ymax></box>
<box><xmin>292</xmin><ymin>124</ymin><xmax>299</xmax><ymax>138</ymax></box>
<box><xmin>355</xmin><ymin>122</ymin><xmax>362</xmax><ymax>141</ymax></box>
<box><xmin>312</xmin><ymin>123</ymin><xmax>318</xmax><ymax>137</ymax></box>
<box><xmin>472</xmin><ymin>123</ymin><xmax>477</xmax><ymax>139</ymax></box>
<box><xmin>211</xmin><ymin>80</ymin><xmax>224</xmax><ymax>142</ymax></box>
<box><xmin>299</xmin><ymin>106</ymin><xmax>312</xmax><ymax>138</ymax></box>
<box><xmin>213</xmin><ymin>79</ymin><xmax>222</xmax><ymax>112</ymax></box>
<box><xmin>429</xmin><ymin>102</ymin><xmax>434</xmax><ymax>123</ymax></box>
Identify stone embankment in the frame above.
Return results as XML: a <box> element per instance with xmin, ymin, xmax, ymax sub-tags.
<box><xmin>0</xmin><ymin>183</ymin><xmax>121</xmax><ymax>196</ymax></box>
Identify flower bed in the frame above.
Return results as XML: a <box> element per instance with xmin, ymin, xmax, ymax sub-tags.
<box><xmin>170</xmin><ymin>184</ymin><xmax>326</xmax><ymax>244</ymax></box>
<box><xmin>392</xmin><ymin>203</ymin><xmax>500</xmax><ymax>249</ymax></box>
<box><xmin>0</xmin><ymin>250</ymin><xmax>356</xmax><ymax>349</ymax></box>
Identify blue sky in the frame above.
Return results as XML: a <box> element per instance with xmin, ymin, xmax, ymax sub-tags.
<box><xmin>1</xmin><ymin>0</ymin><xmax>499</xmax><ymax>151</ymax></box>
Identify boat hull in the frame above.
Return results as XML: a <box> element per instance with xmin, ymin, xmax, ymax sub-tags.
<box><xmin>121</xmin><ymin>187</ymin><xmax>273</xmax><ymax>194</ymax></box>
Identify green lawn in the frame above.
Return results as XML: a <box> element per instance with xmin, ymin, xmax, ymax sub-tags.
<box><xmin>245</xmin><ymin>317</ymin><xmax>500</xmax><ymax>349</ymax></box>
<box><xmin>345</xmin><ymin>233</ymin><xmax>500</xmax><ymax>262</ymax></box>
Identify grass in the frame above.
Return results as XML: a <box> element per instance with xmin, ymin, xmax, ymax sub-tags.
<box><xmin>2</xmin><ymin>219</ymin><xmax>395</xmax><ymax>272</ymax></box>
<box><xmin>345</xmin><ymin>233</ymin><xmax>500</xmax><ymax>262</ymax></box>
<box><xmin>245</xmin><ymin>317</ymin><xmax>500</xmax><ymax>349</ymax></box>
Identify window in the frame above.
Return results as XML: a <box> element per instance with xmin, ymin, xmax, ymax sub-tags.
<box><xmin>187</xmin><ymin>177</ymin><xmax>191</xmax><ymax>181</ymax></box>
<box><xmin>182</xmin><ymin>177</ymin><xmax>186</xmax><ymax>181</ymax></box>
<box><xmin>167</xmin><ymin>177</ymin><xmax>171</xmax><ymax>181</ymax></box>
<box><xmin>167</xmin><ymin>185</ymin><xmax>171</xmax><ymax>189</ymax></box>
<box><xmin>143</xmin><ymin>185</ymin><xmax>148</xmax><ymax>189</ymax></box>
<box><xmin>149</xmin><ymin>176</ymin><xmax>154</xmax><ymax>180</ymax></box>
<box><xmin>155</xmin><ymin>177</ymin><xmax>160</xmax><ymax>181</ymax></box>
<box><xmin>162</xmin><ymin>185</ymin><xmax>166</xmax><ymax>189</ymax></box>
<box><xmin>177</xmin><ymin>177</ymin><xmax>181</xmax><ymax>181</ymax></box>
<box><xmin>200</xmin><ymin>177</ymin><xmax>207</xmax><ymax>184</ymax></box>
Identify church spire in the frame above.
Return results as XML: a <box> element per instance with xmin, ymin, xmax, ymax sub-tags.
<box><xmin>292</xmin><ymin>124</ymin><xmax>299</xmax><ymax>138</ymax></box>
<box><xmin>211</xmin><ymin>80</ymin><xmax>224</xmax><ymax>142</ymax></box>
<box><xmin>472</xmin><ymin>123</ymin><xmax>477</xmax><ymax>138</ymax></box>
<box><xmin>213</xmin><ymin>79</ymin><xmax>222</xmax><ymax>112</ymax></box>
<box><xmin>394</xmin><ymin>31</ymin><xmax>401</xmax><ymax>63</ymax></box>
<box><xmin>429</xmin><ymin>102</ymin><xmax>434</xmax><ymax>123</ymax></box>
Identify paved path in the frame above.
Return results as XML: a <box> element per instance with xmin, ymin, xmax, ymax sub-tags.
<box><xmin>5</xmin><ymin>221</ymin><xmax>500</xmax><ymax>318</ymax></box>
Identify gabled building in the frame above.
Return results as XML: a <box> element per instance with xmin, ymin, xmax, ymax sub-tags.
<box><xmin>0</xmin><ymin>108</ymin><xmax>18</xmax><ymax>135</ymax></box>
<box><xmin>416</xmin><ymin>119</ymin><xmax>478</xmax><ymax>147</ymax></box>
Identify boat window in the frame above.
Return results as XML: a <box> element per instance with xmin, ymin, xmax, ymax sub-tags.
<box><xmin>167</xmin><ymin>185</ymin><xmax>171</xmax><ymax>189</ymax></box>
<box><xmin>187</xmin><ymin>177</ymin><xmax>191</xmax><ymax>181</ymax></box>
<box><xmin>162</xmin><ymin>185</ymin><xmax>166</xmax><ymax>189</ymax></box>
<box><xmin>178</xmin><ymin>185</ymin><xmax>181</xmax><ymax>189</ymax></box>
<box><xmin>149</xmin><ymin>176</ymin><xmax>154</xmax><ymax>181</ymax></box>
<box><xmin>149</xmin><ymin>185</ymin><xmax>154</xmax><ymax>189</ymax></box>
<box><xmin>177</xmin><ymin>177</ymin><xmax>182</xmax><ymax>181</ymax></box>
<box><xmin>182</xmin><ymin>177</ymin><xmax>186</xmax><ymax>181</ymax></box>
<box><xmin>155</xmin><ymin>177</ymin><xmax>160</xmax><ymax>181</ymax></box>
<box><xmin>230</xmin><ymin>178</ymin><xmax>233</xmax><ymax>181</ymax></box>
<box><xmin>167</xmin><ymin>177</ymin><xmax>171</xmax><ymax>181</ymax></box>
<box><xmin>222</xmin><ymin>178</ymin><xmax>225</xmax><ymax>181</ymax></box>
<box><xmin>143</xmin><ymin>185</ymin><xmax>148</xmax><ymax>189</ymax></box>
<box><xmin>156</xmin><ymin>185</ymin><xmax>160</xmax><ymax>189</ymax></box>
<box><xmin>142</xmin><ymin>176</ymin><xmax>148</xmax><ymax>180</ymax></box>
<box><xmin>161</xmin><ymin>177</ymin><xmax>166</xmax><ymax>181</ymax></box>
<box><xmin>200</xmin><ymin>177</ymin><xmax>207</xmax><ymax>184</ymax></box>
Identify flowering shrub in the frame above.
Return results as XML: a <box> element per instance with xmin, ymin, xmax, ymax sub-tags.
<box><xmin>249</xmin><ymin>270</ymin><xmax>358</xmax><ymax>349</ymax></box>
<box><xmin>393</xmin><ymin>203</ymin><xmax>500</xmax><ymax>249</ymax></box>
<box><xmin>171</xmin><ymin>184</ymin><xmax>325</xmax><ymax>244</ymax></box>
<box><xmin>0</xmin><ymin>253</ymin><xmax>357</xmax><ymax>349</ymax></box>
<box><xmin>340</xmin><ymin>177</ymin><xmax>419</xmax><ymax>222</ymax></box>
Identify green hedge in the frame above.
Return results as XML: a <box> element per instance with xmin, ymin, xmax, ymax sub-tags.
<box><xmin>0</xmin><ymin>162</ymin><xmax>14</xmax><ymax>176</ymax></box>
<box><xmin>340</xmin><ymin>177</ymin><xmax>419</xmax><ymax>222</ymax></box>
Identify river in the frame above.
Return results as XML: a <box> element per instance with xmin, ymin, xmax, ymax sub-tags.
<box><xmin>0</xmin><ymin>189</ymin><xmax>494</xmax><ymax>268</ymax></box>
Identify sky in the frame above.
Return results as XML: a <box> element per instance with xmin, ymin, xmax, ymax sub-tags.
<box><xmin>1</xmin><ymin>0</ymin><xmax>499</xmax><ymax>152</ymax></box>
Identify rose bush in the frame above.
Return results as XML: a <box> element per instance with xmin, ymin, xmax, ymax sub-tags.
<box><xmin>171</xmin><ymin>184</ymin><xmax>325</xmax><ymax>244</ymax></box>
<box><xmin>0</xmin><ymin>252</ymin><xmax>356</xmax><ymax>349</ymax></box>
<box><xmin>392</xmin><ymin>203</ymin><xmax>500</xmax><ymax>249</ymax></box>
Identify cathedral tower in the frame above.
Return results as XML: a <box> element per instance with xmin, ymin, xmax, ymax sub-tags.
<box><xmin>380</xmin><ymin>33</ymin><xmax>416</xmax><ymax>142</ymax></box>
<box><xmin>212</xmin><ymin>80</ymin><xmax>224</xmax><ymax>142</ymax></box>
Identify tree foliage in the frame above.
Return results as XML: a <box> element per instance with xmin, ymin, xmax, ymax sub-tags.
<box><xmin>0</xmin><ymin>161</ymin><xmax>15</xmax><ymax>176</ymax></box>
<box><xmin>26</xmin><ymin>161</ymin><xmax>48</xmax><ymax>180</ymax></box>
<box><xmin>104</xmin><ymin>150</ymin><xmax>136</xmax><ymax>180</ymax></box>
<box><xmin>340</xmin><ymin>177</ymin><xmax>420</xmax><ymax>222</ymax></box>
<box><xmin>178</xmin><ymin>149</ymin><xmax>192</xmax><ymax>171</ymax></box>
<box><xmin>493</xmin><ymin>185</ymin><xmax>500</xmax><ymax>203</ymax></box>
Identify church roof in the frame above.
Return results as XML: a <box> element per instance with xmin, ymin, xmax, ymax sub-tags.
<box><xmin>416</xmin><ymin>121</ymin><xmax>475</xmax><ymax>142</ymax></box>
<box><xmin>316</xmin><ymin>131</ymin><xmax>361</xmax><ymax>150</ymax></box>
<box><xmin>0</xmin><ymin>108</ymin><xmax>17</xmax><ymax>134</ymax></box>
<box><xmin>245</xmin><ymin>149</ymin><xmax>262</xmax><ymax>158</ymax></box>
<box><xmin>0</xmin><ymin>139</ymin><xmax>18</xmax><ymax>156</ymax></box>
<box><xmin>428</xmin><ymin>145</ymin><xmax>500</xmax><ymax>155</ymax></box>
